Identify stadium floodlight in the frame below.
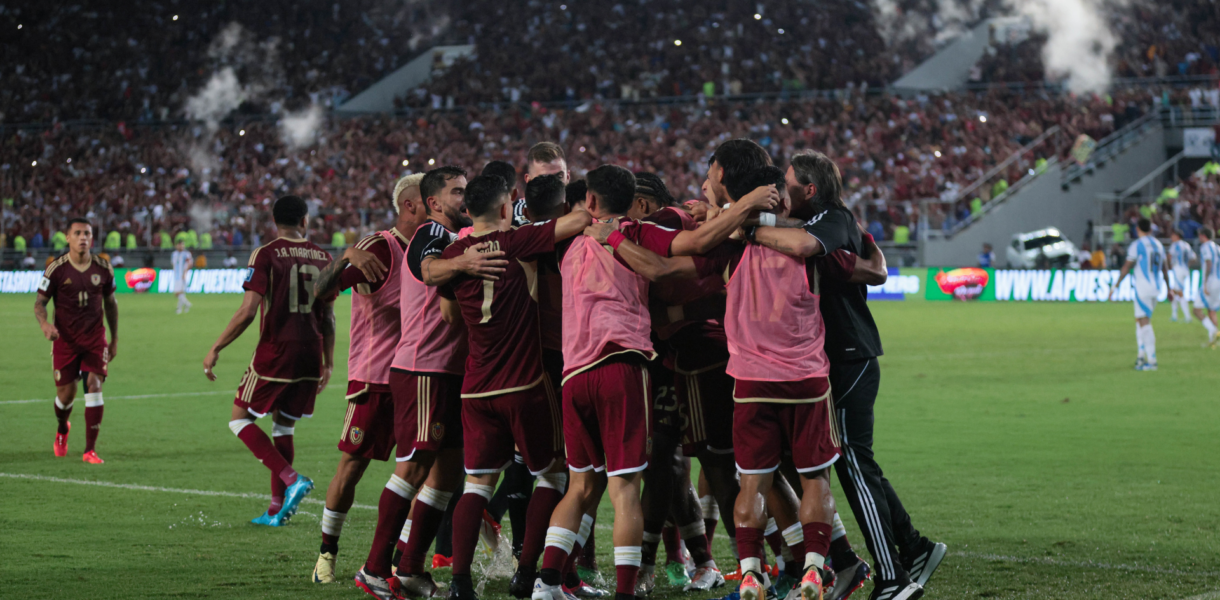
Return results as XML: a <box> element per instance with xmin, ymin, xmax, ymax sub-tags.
<box><xmin>579</xmin><ymin>146</ymin><xmax>586</xmax><ymax>152</ymax></box>
<box><xmin>239</xmin><ymin>129</ymin><xmax>246</xmax><ymax>136</ymax></box>
<box><xmin>173</xmin><ymin>15</ymin><xmax>178</xmax><ymax>20</ymax></box>
<box><xmin>979</xmin><ymin>116</ymin><xmax>987</xmax><ymax>123</ymax></box>
<box><xmin>31</xmin><ymin>160</ymin><xmax>36</xmax><ymax>167</ymax></box>
<box><xmin>778</xmin><ymin>28</ymin><xmax>785</xmax><ymax>34</ymax></box>
<box><xmin>781</xmin><ymin>118</ymin><xmax>789</xmax><ymax>125</ymax></box>
<box><xmin>754</xmin><ymin>13</ymin><xmax>762</xmax><ymax>20</ymax></box>
<box><xmin>674</xmin><ymin>40</ymin><xmax>682</xmax><ymax>46</ymax></box>
<box><xmin>402</xmin><ymin>159</ymin><xmax>409</xmax><ymax>166</ymax></box>
<box><xmin>428</xmin><ymin>158</ymin><xmax>436</xmax><ymax>165</ymax></box>
<box><xmin>17</xmin><ymin>24</ymin><xmax>21</xmax><ymax>29</ymax></box>
<box><xmin>934</xmin><ymin>150</ymin><xmax>941</xmax><ymax>157</ymax></box>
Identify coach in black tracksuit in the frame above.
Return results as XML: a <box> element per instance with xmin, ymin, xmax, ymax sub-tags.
<box><xmin>752</xmin><ymin>150</ymin><xmax>944</xmax><ymax>600</ymax></box>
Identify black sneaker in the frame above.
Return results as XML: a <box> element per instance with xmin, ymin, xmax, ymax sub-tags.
<box><xmin>510</xmin><ymin>565</ymin><xmax>538</xmax><ymax>599</ymax></box>
<box><xmin>449</xmin><ymin>576</ymin><xmax>479</xmax><ymax>600</ymax></box>
<box><xmin>903</xmin><ymin>540</ymin><xmax>946</xmax><ymax>588</ymax></box>
<box><xmin>866</xmin><ymin>578</ymin><xmax>923</xmax><ymax>600</ymax></box>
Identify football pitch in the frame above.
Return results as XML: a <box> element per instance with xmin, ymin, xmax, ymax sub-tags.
<box><xmin>1</xmin><ymin>294</ymin><xmax>1218</xmax><ymax>600</ymax></box>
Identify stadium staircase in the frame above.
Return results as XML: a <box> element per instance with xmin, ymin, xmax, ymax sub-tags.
<box><xmin>335</xmin><ymin>45</ymin><xmax>474</xmax><ymax>114</ymax></box>
<box><xmin>919</xmin><ymin>114</ymin><xmax>1167</xmax><ymax>267</ymax></box>
<box><xmin>893</xmin><ymin>17</ymin><xmax>1027</xmax><ymax>93</ymax></box>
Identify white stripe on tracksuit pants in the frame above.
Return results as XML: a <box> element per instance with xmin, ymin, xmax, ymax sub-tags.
<box><xmin>830</xmin><ymin>357</ymin><xmax>922</xmax><ymax>582</ymax></box>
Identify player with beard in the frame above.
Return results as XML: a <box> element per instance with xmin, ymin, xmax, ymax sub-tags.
<box><xmin>747</xmin><ymin>150</ymin><xmax>940</xmax><ymax>600</ymax></box>
<box><xmin>308</xmin><ymin>174</ymin><xmax>425</xmax><ymax>583</ymax></box>
<box><xmin>531</xmin><ymin>165</ymin><xmax>777</xmax><ymax>600</ymax></box>
<box><xmin>355</xmin><ymin>166</ymin><xmax>510</xmax><ymax>600</ymax></box>
<box><xmin>430</xmin><ymin>175</ymin><xmax>592</xmax><ymax>600</ymax></box>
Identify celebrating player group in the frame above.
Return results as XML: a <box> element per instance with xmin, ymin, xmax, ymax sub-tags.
<box><xmin>34</xmin><ymin>139</ymin><xmax>946</xmax><ymax>600</ymax></box>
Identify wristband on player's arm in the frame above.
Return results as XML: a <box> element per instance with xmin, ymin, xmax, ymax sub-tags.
<box><xmin>607</xmin><ymin>230</ymin><xmax>628</xmax><ymax>251</ymax></box>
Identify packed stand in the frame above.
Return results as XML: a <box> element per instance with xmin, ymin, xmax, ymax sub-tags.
<box><xmin>2</xmin><ymin>86</ymin><xmax>1183</xmax><ymax>261</ymax></box>
<box><xmin>405</xmin><ymin>0</ymin><xmax>913</xmax><ymax>108</ymax></box>
<box><xmin>0</xmin><ymin>0</ymin><xmax>448</xmax><ymax>124</ymax></box>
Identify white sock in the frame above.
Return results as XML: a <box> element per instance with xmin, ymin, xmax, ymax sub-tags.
<box><xmin>577</xmin><ymin>513</ymin><xmax>594</xmax><ymax>546</ymax></box>
<box><xmin>614</xmin><ymin>546</ymin><xmax>642</xmax><ymax>568</ymax></box>
<box><xmin>321</xmin><ymin>509</ymin><xmax>347</xmax><ymax>537</ymax></box>
<box><xmin>804</xmin><ymin>551</ymin><xmax>826</xmax><ymax>572</ymax></box>
<box><xmin>1204</xmin><ymin>317</ymin><xmax>1218</xmax><ymax>338</ymax></box>
<box><xmin>831</xmin><ymin>512</ymin><xmax>848</xmax><ymax>541</ymax></box>
<box><xmin>1141</xmin><ymin>324</ymin><xmax>1157</xmax><ymax>362</ymax></box>
<box><xmin>84</xmin><ymin>393</ymin><xmax>103</xmax><ymax>408</ymax></box>
<box><xmin>740</xmin><ymin>556</ymin><xmax>763</xmax><ymax>576</ymax></box>
<box><xmin>1135</xmin><ymin>323</ymin><xmax>1146</xmax><ymax>360</ymax></box>
<box><xmin>544</xmin><ymin>526</ymin><xmax>579</xmax><ymax>554</ymax></box>
<box><xmin>399</xmin><ymin>519</ymin><xmax>413</xmax><ymax>545</ymax></box>
<box><xmin>1172</xmin><ymin>300</ymin><xmax>1180</xmax><ymax>319</ymax></box>
<box><xmin>764</xmin><ymin>517</ymin><xmax>779</xmax><ymax>536</ymax></box>
<box><xmin>417</xmin><ymin>485</ymin><xmax>452</xmax><ymax>509</ymax></box>
<box><xmin>679</xmin><ymin>520</ymin><xmax>706</xmax><ymax>541</ymax></box>
<box><xmin>463</xmin><ymin>483</ymin><xmax>494</xmax><ymax>500</ymax></box>
<box><xmin>385</xmin><ymin>474</ymin><xmax>419</xmax><ymax>500</ymax></box>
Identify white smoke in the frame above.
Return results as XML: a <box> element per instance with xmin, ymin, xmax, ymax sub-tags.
<box><xmin>184</xmin><ymin>67</ymin><xmax>247</xmax><ymax>132</ymax></box>
<box><xmin>1015</xmin><ymin>0</ymin><xmax>1120</xmax><ymax>94</ymax></box>
<box><xmin>279</xmin><ymin>104</ymin><xmax>324</xmax><ymax>149</ymax></box>
<box><xmin>870</xmin><ymin>0</ymin><xmax>1128</xmax><ymax>94</ymax></box>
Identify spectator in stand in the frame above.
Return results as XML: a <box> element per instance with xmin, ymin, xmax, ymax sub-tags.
<box><xmin>978</xmin><ymin>243</ymin><xmax>996</xmax><ymax>268</ymax></box>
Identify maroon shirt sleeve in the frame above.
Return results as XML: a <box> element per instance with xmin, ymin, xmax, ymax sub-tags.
<box><xmin>339</xmin><ymin>236</ymin><xmax>394</xmax><ymax>294</ymax></box>
<box><xmin>511</xmin><ymin>220</ymin><xmax>558</xmax><ymax>258</ymax></box>
<box><xmin>242</xmin><ymin>246</ymin><xmax>270</xmax><ymax>296</ymax></box>
<box><xmin>817</xmin><ymin>249</ymin><xmax>857</xmax><ymax>282</ymax></box>
<box><xmin>39</xmin><ymin>264</ymin><xmax>58</xmax><ymax>297</ymax></box>
<box><xmin>622</xmin><ymin>220</ymin><xmax>682</xmax><ymax>257</ymax></box>
<box><xmin>436</xmin><ymin>238</ymin><xmax>469</xmax><ymax>300</ymax></box>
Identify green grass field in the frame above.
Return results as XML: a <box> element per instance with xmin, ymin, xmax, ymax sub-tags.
<box><xmin>1</xmin><ymin>294</ymin><xmax>1218</xmax><ymax>600</ymax></box>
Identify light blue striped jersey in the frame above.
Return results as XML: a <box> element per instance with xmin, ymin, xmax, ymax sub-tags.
<box><xmin>1168</xmin><ymin>240</ymin><xmax>1194</xmax><ymax>271</ymax></box>
<box><xmin>1199</xmin><ymin>240</ymin><xmax>1220</xmax><ymax>281</ymax></box>
<box><xmin>1126</xmin><ymin>236</ymin><xmax>1165</xmax><ymax>290</ymax></box>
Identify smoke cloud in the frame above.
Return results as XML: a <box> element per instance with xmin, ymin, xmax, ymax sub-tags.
<box><xmin>279</xmin><ymin>105</ymin><xmax>324</xmax><ymax>149</ymax></box>
<box><xmin>184</xmin><ymin>67</ymin><xmax>246</xmax><ymax>133</ymax></box>
<box><xmin>870</xmin><ymin>0</ymin><xmax>1128</xmax><ymax>94</ymax></box>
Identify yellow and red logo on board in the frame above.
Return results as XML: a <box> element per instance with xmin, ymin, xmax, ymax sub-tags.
<box><xmin>125</xmin><ymin>268</ymin><xmax>157</xmax><ymax>293</ymax></box>
<box><xmin>934</xmin><ymin>268</ymin><xmax>990</xmax><ymax>300</ymax></box>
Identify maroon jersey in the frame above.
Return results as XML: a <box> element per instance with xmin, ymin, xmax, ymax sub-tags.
<box><xmin>243</xmin><ymin>237</ymin><xmax>334</xmax><ymax>381</ymax></box>
<box><xmin>438</xmin><ymin>220</ymin><xmax>557</xmax><ymax>397</ymax></box>
<box><xmin>39</xmin><ymin>254</ymin><xmax>116</xmax><ymax>350</ymax></box>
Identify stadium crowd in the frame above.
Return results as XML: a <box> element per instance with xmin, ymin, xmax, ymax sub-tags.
<box><xmin>1</xmin><ymin>0</ymin><xmax>449</xmax><ymax>123</ymax></box>
<box><xmin>5</xmin><ymin>85</ymin><xmax>1188</xmax><ymax>258</ymax></box>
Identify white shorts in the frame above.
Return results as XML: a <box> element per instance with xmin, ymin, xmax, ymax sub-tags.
<box><xmin>1196</xmin><ymin>280</ymin><xmax>1220</xmax><ymax>312</ymax></box>
<box><xmin>173</xmin><ymin>277</ymin><xmax>187</xmax><ymax>294</ymax></box>
<box><xmin>1171</xmin><ymin>269</ymin><xmax>1190</xmax><ymax>293</ymax></box>
<box><xmin>1133</xmin><ymin>289</ymin><xmax>1157</xmax><ymax>319</ymax></box>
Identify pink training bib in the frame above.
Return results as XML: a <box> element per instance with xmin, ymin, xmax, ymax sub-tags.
<box><xmin>724</xmin><ymin>244</ymin><xmax>828</xmax><ymax>382</ymax></box>
<box><xmin>392</xmin><ymin>228</ymin><xmax>468</xmax><ymax>375</ymax></box>
<box><xmin>560</xmin><ymin>235</ymin><xmax>654</xmax><ymax>379</ymax></box>
<box><xmin>348</xmin><ymin>230</ymin><xmax>405</xmax><ymax>385</ymax></box>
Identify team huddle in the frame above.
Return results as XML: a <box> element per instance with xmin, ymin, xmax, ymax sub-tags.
<box><xmin>35</xmin><ymin>139</ymin><xmax>945</xmax><ymax>600</ymax></box>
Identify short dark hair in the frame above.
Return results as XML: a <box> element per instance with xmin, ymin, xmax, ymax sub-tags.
<box><xmin>481</xmin><ymin>160</ymin><xmax>518</xmax><ymax>191</ymax></box>
<box><xmin>565</xmin><ymin>180</ymin><xmax>587</xmax><ymax>208</ymax></box>
<box><xmin>586</xmin><ymin>165</ymin><xmax>637</xmax><ymax>215</ymax></box>
<box><xmin>526</xmin><ymin>174</ymin><xmax>567</xmax><ymax>220</ymax></box>
<box><xmin>1171</xmin><ymin>229</ymin><xmax>1183</xmax><ymax>238</ymax></box>
<box><xmin>790</xmin><ymin>150</ymin><xmax>845</xmax><ymax>209</ymax></box>
<box><xmin>273</xmin><ymin>195</ymin><xmax>309</xmax><ymax>226</ymax></box>
<box><xmin>1201</xmin><ymin>226</ymin><xmax>1214</xmax><ymax>240</ymax></box>
<box><xmin>712</xmin><ymin>139</ymin><xmax>772</xmax><ymax>201</ymax></box>
<box><xmin>463</xmin><ymin>174</ymin><xmax>510</xmax><ymax>219</ymax></box>
<box><xmin>527</xmin><ymin>142</ymin><xmax>565</xmax><ymax>165</ymax></box>
<box><xmin>67</xmin><ymin>217</ymin><xmax>93</xmax><ymax>232</ymax></box>
<box><xmin>634</xmin><ymin>172</ymin><xmax>676</xmax><ymax>207</ymax></box>
<box><xmin>730</xmin><ymin>166</ymin><xmax>785</xmax><ymax>203</ymax></box>
<box><xmin>1137</xmin><ymin>217</ymin><xmax>1151</xmax><ymax>233</ymax></box>
<box><xmin>420</xmin><ymin>166</ymin><xmax>467</xmax><ymax>202</ymax></box>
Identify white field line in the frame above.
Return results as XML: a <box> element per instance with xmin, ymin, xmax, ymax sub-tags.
<box><xmin>953</xmin><ymin>551</ymin><xmax>1220</xmax><ymax>578</ymax></box>
<box><xmin>0</xmin><ymin>472</ymin><xmax>376</xmax><ymax>511</ymax></box>
<box><xmin>0</xmin><ymin>390</ymin><xmax>232</xmax><ymax>405</ymax></box>
<box><xmin>5</xmin><ymin>471</ymin><xmax>1219</xmax><ymax>581</ymax></box>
